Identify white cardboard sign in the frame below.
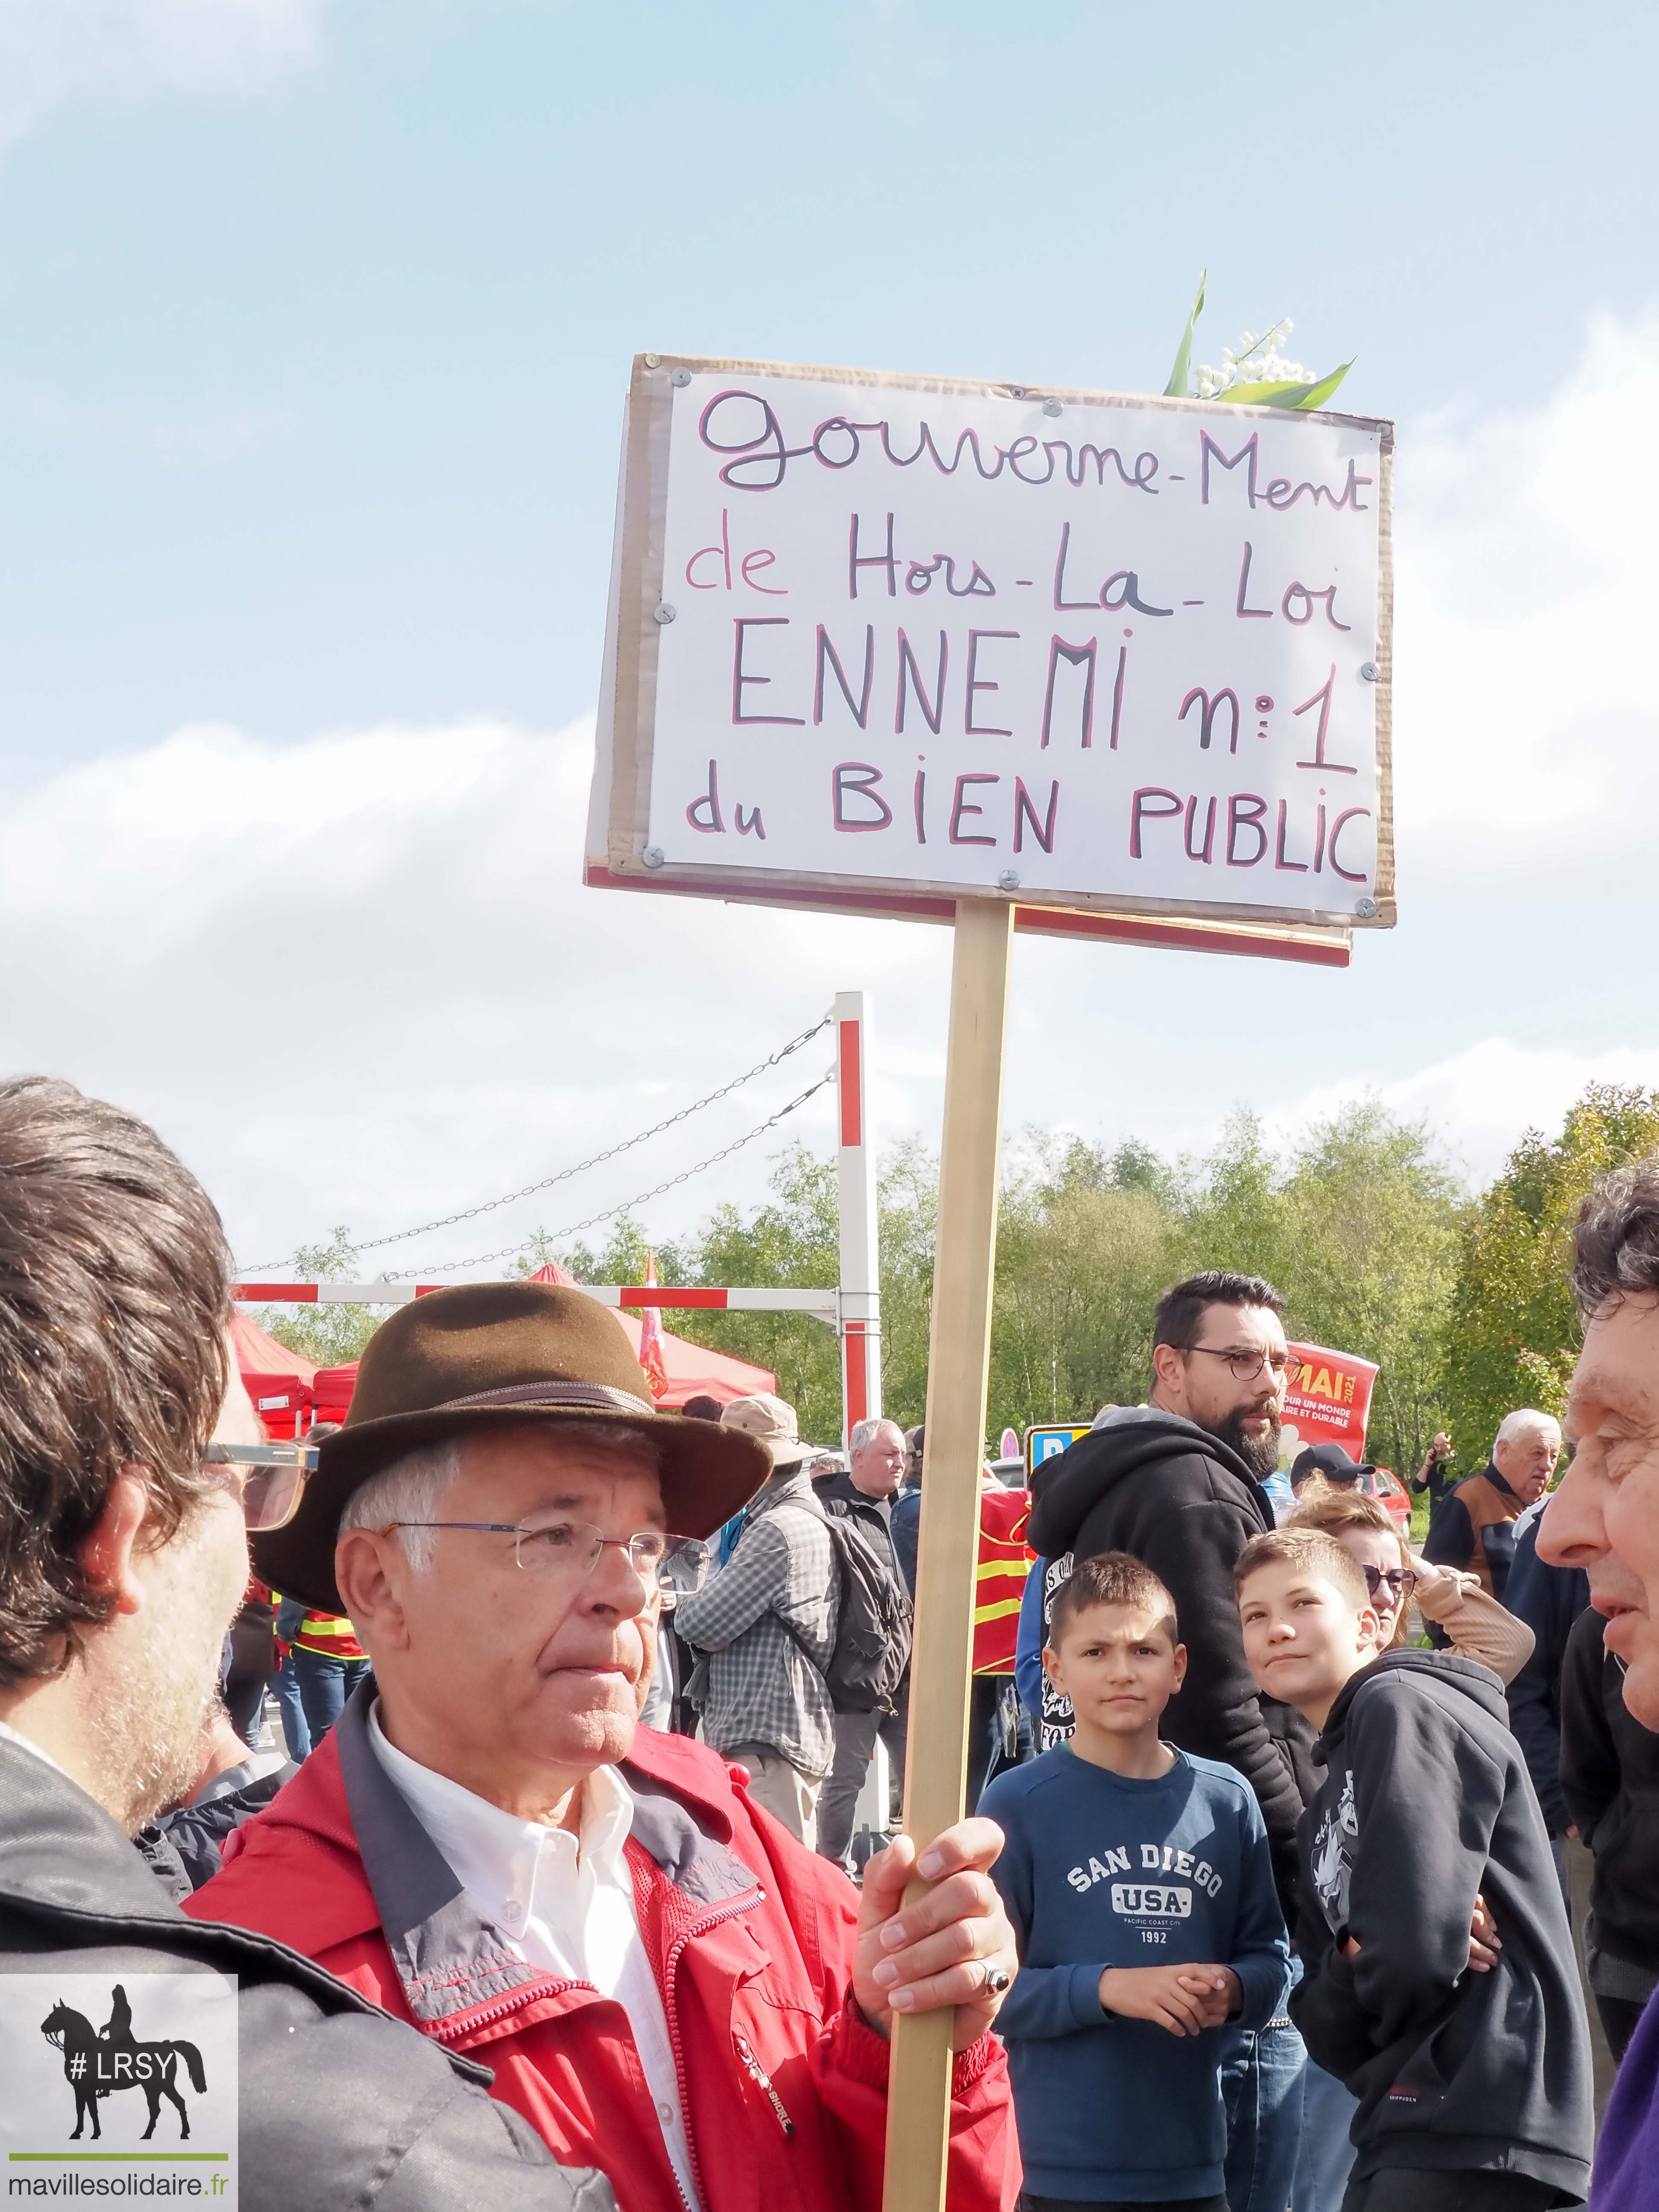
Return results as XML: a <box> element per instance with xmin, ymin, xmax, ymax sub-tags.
<box><xmin>591</xmin><ymin>355</ymin><xmax>1393</xmax><ymax>932</ymax></box>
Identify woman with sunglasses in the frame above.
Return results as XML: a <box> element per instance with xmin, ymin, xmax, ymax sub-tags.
<box><xmin>1286</xmin><ymin>1481</ymin><xmax>1535</xmax><ymax>1682</ymax></box>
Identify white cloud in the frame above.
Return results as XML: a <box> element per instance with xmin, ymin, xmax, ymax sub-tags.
<box><xmin>1394</xmin><ymin>311</ymin><xmax>1659</xmax><ymax>883</ymax></box>
<box><xmin>1249</xmin><ymin>1039</ymin><xmax>1659</xmax><ymax>1190</ymax></box>
<box><xmin>6</xmin><ymin>315</ymin><xmax>1659</xmax><ymax>1272</ymax></box>
<box><xmin>0</xmin><ymin>0</ymin><xmax>328</xmax><ymax>144</ymax></box>
<box><xmin>0</xmin><ymin>715</ymin><xmax>954</xmax><ymax>1269</ymax></box>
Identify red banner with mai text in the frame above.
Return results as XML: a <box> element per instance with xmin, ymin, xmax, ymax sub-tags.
<box><xmin>1281</xmin><ymin>1339</ymin><xmax>1379</xmax><ymax>1471</ymax></box>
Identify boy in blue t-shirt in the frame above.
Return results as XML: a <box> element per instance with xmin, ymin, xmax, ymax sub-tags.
<box><xmin>982</xmin><ymin>1551</ymin><xmax>1290</xmax><ymax>2212</ymax></box>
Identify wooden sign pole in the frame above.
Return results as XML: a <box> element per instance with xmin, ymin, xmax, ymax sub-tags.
<box><xmin>882</xmin><ymin>895</ymin><xmax>1015</xmax><ymax>2212</ymax></box>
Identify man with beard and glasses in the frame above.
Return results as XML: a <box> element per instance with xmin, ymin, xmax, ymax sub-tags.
<box><xmin>0</xmin><ymin>1076</ymin><xmax>610</xmax><ymax>2212</ymax></box>
<box><xmin>1028</xmin><ymin>1270</ymin><xmax>1316</xmax><ymax>2212</ymax></box>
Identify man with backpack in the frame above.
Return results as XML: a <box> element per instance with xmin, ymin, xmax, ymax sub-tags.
<box><xmin>675</xmin><ymin>1391</ymin><xmax>842</xmax><ymax>1843</ymax></box>
<box><xmin>814</xmin><ymin>1417</ymin><xmax>915</xmax><ymax>1872</ymax></box>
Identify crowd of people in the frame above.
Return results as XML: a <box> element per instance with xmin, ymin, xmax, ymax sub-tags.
<box><xmin>2</xmin><ymin>1075</ymin><xmax>1658</xmax><ymax>2212</ymax></box>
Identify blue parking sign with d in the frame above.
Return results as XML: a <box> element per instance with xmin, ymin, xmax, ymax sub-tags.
<box><xmin>1025</xmin><ymin>1424</ymin><xmax>1092</xmax><ymax>1478</ymax></box>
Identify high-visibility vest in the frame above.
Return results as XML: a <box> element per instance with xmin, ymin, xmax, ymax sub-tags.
<box><xmin>292</xmin><ymin>1610</ymin><xmax>367</xmax><ymax>1660</ymax></box>
<box><xmin>972</xmin><ymin>1486</ymin><xmax>1033</xmax><ymax>1676</ymax></box>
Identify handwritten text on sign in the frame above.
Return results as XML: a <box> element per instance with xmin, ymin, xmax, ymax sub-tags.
<box><xmin>640</xmin><ymin>368</ymin><xmax>1386</xmax><ymax>923</ymax></box>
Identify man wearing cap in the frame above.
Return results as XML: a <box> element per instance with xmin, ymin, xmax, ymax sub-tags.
<box><xmin>1288</xmin><ymin>1441</ymin><xmax>1374</xmax><ymax>1495</ymax></box>
<box><xmin>670</xmin><ymin>1390</ymin><xmax>838</xmax><ymax>1846</ymax></box>
<box><xmin>191</xmin><ymin>1285</ymin><xmax>1019</xmax><ymax>2212</ymax></box>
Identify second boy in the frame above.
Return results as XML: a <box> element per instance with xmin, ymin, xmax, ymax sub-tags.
<box><xmin>1236</xmin><ymin>1526</ymin><xmax>1592</xmax><ymax>2212</ymax></box>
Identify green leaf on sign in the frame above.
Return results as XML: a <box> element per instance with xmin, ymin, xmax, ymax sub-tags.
<box><xmin>1209</xmin><ymin>360</ymin><xmax>1354</xmax><ymax>411</ymax></box>
<box><xmin>1289</xmin><ymin>360</ymin><xmax>1354</xmax><ymax>410</ymax></box>
<box><xmin>1164</xmin><ymin>270</ymin><xmax>1207</xmax><ymax>397</ymax></box>
<box><xmin>1211</xmin><ymin>377</ymin><xmax>1310</xmax><ymax>407</ymax></box>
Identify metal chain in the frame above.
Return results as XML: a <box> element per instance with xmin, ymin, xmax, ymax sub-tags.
<box><xmin>400</xmin><ymin>1076</ymin><xmax>833</xmax><ymax>1275</ymax></box>
<box><xmin>239</xmin><ymin>1013</ymin><xmax>831</xmax><ymax>1272</ymax></box>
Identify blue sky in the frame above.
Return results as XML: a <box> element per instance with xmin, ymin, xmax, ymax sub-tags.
<box><xmin>2</xmin><ymin>0</ymin><xmax>1656</xmax><ymax>1271</ymax></box>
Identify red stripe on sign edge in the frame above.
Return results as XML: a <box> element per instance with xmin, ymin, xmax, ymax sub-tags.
<box><xmin>583</xmin><ymin>865</ymin><xmax>1351</xmax><ymax>969</ymax></box>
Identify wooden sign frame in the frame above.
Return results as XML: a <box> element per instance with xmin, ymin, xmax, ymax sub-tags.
<box><xmin>590</xmin><ymin>351</ymin><xmax>1394</xmax><ymax>941</ymax></box>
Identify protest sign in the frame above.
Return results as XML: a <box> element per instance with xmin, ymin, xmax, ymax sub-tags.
<box><xmin>1281</xmin><ymin>1338</ymin><xmax>1380</xmax><ymax>1468</ymax></box>
<box><xmin>590</xmin><ymin>354</ymin><xmax>1393</xmax><ymax>938</ymax></box>
<box><xmin>584</xmin><ymin>347</ymin><xmax>1397</xmax><ymax>2212</ymax></box>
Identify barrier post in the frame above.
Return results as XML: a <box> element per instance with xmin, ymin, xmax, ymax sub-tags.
<box><xmin>835</xmin><ymin>989</ymin><xmax>882</xmax><ymax>1443</ymax></box>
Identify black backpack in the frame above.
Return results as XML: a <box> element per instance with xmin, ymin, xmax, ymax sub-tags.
<box><xmin>813</xmin><ymin>1502</ymin><xmax>913</xmax><ymax>1714</ymax></box>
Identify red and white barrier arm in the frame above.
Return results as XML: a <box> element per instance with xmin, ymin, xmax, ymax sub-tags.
<box><xmin>234</xmin><ymin>1281</ymin><xmax>840</xmax><ymax>1327</ymax></box>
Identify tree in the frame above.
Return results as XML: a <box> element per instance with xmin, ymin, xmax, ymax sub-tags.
<box><xmin>1271</xmin><ymin>1103</ymin><xmax>1462</xmax><ymax>1478</ymax></box>
<box><xmin>988</xmin><ymin>1135</ymin><xmax>1190</xmax><ymax>1435</ymax></box>
<box><xmin>1443</xmin><ymin>1083</ymin><xmax>1659</xmax><ymax>1459</ymax></box>
<box><xmin>255</xmin><ymin>1228</ymin><xmax>388</xmax><ymax>1367</ymax></box>
<box><xmin>676</xmin><ymin>1147</ymin><xmax>842</xmax><ymax>1435</ymax></box>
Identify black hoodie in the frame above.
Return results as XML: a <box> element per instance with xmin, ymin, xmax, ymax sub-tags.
<box><xmin>1292</xmin><ymin>1648</ymin><xmax>1592</xmax><ymax>2200</ymax></box>
<box><xmin>1560</xmin><ymin>1604</ymin><xmax>1659</xmax><ymax>1982</ymax></box>
<box><xmin>1028</xmin><ymin>1406</ymin><xmax>1318</xmax><ymax>1919</ymax></box>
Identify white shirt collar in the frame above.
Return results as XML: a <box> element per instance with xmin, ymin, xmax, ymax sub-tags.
<box><xmin>364</xmin><ymin>1703</ymin><xmax>699</xmax><ymax>2210</ymax></box>
<box><xmin>366</xmin><ymin>1701</ymin><xmax>635</xmax><ymax>1954</ymax></box>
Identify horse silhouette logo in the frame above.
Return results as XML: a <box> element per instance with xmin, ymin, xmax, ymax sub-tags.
<box><xmin>40</xmin><ymin>1983</ymin><xmax>207</xmax><ymax>2142</ymax></box>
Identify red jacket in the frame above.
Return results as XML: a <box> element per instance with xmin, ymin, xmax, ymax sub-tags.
<box><xmin>187</xmin><ymin>1698</ymin><xmax>1018</xmax><ymax>2212</ymax></box>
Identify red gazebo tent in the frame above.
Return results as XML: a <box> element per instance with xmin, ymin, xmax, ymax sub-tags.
<box><xmin>231</xmin><ymin>1310</ymin><xmax>317</xmax><ymax>1440</ymax></box>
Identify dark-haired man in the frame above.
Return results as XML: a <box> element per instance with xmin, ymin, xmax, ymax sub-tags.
<box><xmin>1029</xmin><ymin>1268</ymin><xmax>1316</xmax><ymax>2212</ymax></box>
<box><xmin>0</xmin><ymin>1076</ymin><xmax>610</xmax><ymax>2212</ymax></box>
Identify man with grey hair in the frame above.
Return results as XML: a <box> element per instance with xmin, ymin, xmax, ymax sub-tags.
<box><xmin>1424</xmin><ymin>1406</ymin><xmax>1562</xmax><ymax>1607</ymax></box>
<box><xmin>813</xmin><ymin>1416</ymin><xmax>912</xmax><ymax>1873</ymax></box>
<box><xmin>191</xmin><ymin>1295</ymin><xmax>1020</xmax><ymax>2212</ymax></box>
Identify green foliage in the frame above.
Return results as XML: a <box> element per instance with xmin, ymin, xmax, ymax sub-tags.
<box><xmin>988</xmin><ymin>1134</ymin><xmax>1190</xmax><ymax>1432</ymax></box>
<box><xmin>678</xmin><ymin>1149</ymin><xmax>844</xmax><ymax>1436</ymax></box>
<box><xmin>1164</xmin><ymin>269</ymin><xmax>1207</xmax><ymax>396</ymax></box>
<box><xmin>1441</xmin><ymin>1083</ymin><xmax>1659</xmax><ymax>1460</ymax></box>
<box><xmin>278</xmin><ymin>1079</ymin><xmax>1657</xmax><ymax>1474</ymax></box>
<box><xmin>254</xmin><ymin>1227</ymin><xmax>387</xmax><ymax>1368</ymax></box>
<box><xmin>1214</xmin><ymin>361</ymin><xmax>1353</xmax><ymax>410</ymax></box>
<box><xmin>982</xmin><ymin>1103</ymin><xmax>1461</xmax><ymax>1471</ymax></box>
<box><xmin>1267</xmin><ymin>1103</ymin><xmax>1461</xmax><ymax>1476</ymax></box>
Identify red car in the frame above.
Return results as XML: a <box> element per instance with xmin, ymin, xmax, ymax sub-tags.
<box><xmin>1358</xmin><ymin>1462</ymin><xmax>1412</xmax><ymax>1537</ymax></box>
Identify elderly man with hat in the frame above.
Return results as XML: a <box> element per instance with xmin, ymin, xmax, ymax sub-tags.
<box><xmin>672</xmin><ymin>1389</ymin><xmax>838</xmax><ymax>1846</ymax></box>
<box><xmin>191</xmin><ymin>1284</ymin><xmax>1019</xmax><ymax>2212</ymax></box>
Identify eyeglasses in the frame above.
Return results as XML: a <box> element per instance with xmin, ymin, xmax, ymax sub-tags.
<box><xmin>1360</xmin><ymin>1564</ymin><xmax>1417</xmax><ymax>1599</ymax></box>
<box><xmin>1185</xmin><ymin>1346</ymin><xmax>1298</xmax><ymax>1385</ymax></box>
<box><xmin>203</xmin><ymin>1441</ymin><xmax>317</xmax><ymax>1531</ymax></box>
<box><xmin>375</xmin><ymin>1515</ymin><xmax>712</xmax><ymax>1589</ymax></box>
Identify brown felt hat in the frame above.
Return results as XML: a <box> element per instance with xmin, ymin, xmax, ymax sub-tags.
<box><xmin>251</xmin><ymin>1280</ymin><xmax>771</xmax><ymax>1615</ymax></box>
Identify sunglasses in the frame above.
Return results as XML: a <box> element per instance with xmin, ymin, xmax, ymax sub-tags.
<box><xmin>203</xmin><ymin>1441</ymin><xmax>317</xmax><ymax>1532</ymax></box>
<box><xmin>1360</xmin><ymin>1563</ymin><xmax>1417</xmax><ymax>1599</ymax></box>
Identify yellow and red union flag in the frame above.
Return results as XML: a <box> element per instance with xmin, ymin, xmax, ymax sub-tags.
<box><xmin>637</xmin><ymin>1250</ymin><xmax>669</xmax><ymax>1400</ymax></box>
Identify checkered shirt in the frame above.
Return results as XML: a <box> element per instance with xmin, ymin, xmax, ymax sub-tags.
<box><xmin>674</xmin><ymin>1467</ymin><xmax>839</xmax><ymax>1778</ymax></box>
